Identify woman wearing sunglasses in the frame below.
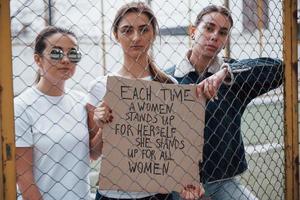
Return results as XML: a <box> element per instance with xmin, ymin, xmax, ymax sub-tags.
<box><xmin>14</xmin><ymin>26</ymin><xmax>101</xmax><ymax>200</ymax></box>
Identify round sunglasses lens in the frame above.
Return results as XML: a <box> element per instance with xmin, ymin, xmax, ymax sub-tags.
<box><xmin>68</xmin><ymin>50</ymin><xmax>82</xmax><ymax>63</ymax></box>
<box><xmin>50</xmin><ymin>49</ymin><xmax>64</xmax><ymax>60</ymax></box>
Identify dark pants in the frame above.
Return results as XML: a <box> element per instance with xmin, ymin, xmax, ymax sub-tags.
<box><xmin>95</xmin><ymin>190</ymin><xmax>173</xmax><ymax>200</ymax></box>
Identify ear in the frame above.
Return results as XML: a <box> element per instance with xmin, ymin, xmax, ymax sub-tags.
<box><xmin>188</xmin><ymin>25</ymin><xmax>196</xmax><ymax>39</ymax></box>
<box><xmin>34</xmin><ymin>54</ymin><xmax>43</xmax><ymax>69</ymax></box>
<box><xmin>113</xmin><ymin>31</ymin><xmax>119</xmax><ymax>41</ymax></box>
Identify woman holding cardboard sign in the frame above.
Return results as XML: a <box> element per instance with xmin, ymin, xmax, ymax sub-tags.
<box><xmin>86</xmin><ymin>2</ymin><xmax>230</xmax><ymax>200</ymax></box>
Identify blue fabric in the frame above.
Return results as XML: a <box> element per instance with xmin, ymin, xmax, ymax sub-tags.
<box><xmin>166</xmin><ymin>57</ymin><xmax>283</xmax><ymax>183</ymax></box>
<box><xmin>204</xmin><ymin>178</ymin><xmax>258</xmax><ymax>200</ymax></box>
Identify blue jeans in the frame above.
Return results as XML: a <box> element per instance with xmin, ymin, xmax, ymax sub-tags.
<box><xmin>203</xmin><ymin>178</ymin><xmax>258</xmax><ymax>200</ymax></box>
<box><xmin>95</xmin><ymin>190</ymin><xmax>173</xmax><ymax>200</ymax></box>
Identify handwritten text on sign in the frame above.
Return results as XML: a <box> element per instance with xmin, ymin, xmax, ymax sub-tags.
<box><xmin>99</xmin><ymin>76</ymin><xmax>205</xmax><ymax>193</ymax></box>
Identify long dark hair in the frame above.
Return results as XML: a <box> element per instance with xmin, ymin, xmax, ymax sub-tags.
<box><xmin>34</xmin><ymin>26</ymin><xmax>77</xmax><ymax>84</ymax></box>
<box><xmin>194</xmin><ymin>5</ymin><xmax>233</xmax><ymax>28</ymax></box>
<box><xmin>112</xmin><ymin>2</ymin><xmax>174</xmax><ymax>84</ymax></box>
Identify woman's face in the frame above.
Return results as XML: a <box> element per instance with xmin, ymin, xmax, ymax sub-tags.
<box><xmin>114</xmin><ymin>12</ymin><xmax>155</xmax><ymax>59</ymax></box>
<box><xmin>35</xmin><ymin>33</ymin><xmax>79</xmax><ymax>83</ymax></box>
<box><xmin>192</xmin><ymin>12</ymin><xmax>231</xmax><ymax>59</ymax></box>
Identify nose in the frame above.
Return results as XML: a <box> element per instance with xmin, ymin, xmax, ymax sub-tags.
<box><xmin>60</xmin><ymin>54</ymin><xmax>71</xmax><ymax>64</ymax></box>
<box><xmin>210</xmin><ymin>31</ymin><xmax>218</xmax><ymax>41</ymax></box>
<box><xmin>132</xmin><ymin>30</ymin><xmax>141</xmax><ymax>42</ymax></box>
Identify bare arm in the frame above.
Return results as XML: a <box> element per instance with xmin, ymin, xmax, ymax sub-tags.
<box><xmin>196</xmin><ymin>67</ymin><xmax>229</xmax><ymax>100</ymax></box>
<box><xmin>87</xmin><ymin>101</ymin><xmax>113</xmax><ymax>160</ymax></box>
<box><xmin>87</xmin><ymin>103</ymin><xmax>103</xmax><ymax>160</ymax></box>
<box><xmin>16</xmin><ymin>147</ymin><xmax>43</xmax><ymax>200</ymax></box>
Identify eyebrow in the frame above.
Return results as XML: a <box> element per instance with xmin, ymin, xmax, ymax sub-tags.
<box><xmin>204</xmin><ymin>22</ymin><xmax>229</xmax><ymax>31</ymax></box>
<box><xmin>119</xmin><ymin>24</ymin><xmax>150</xmax><ymax>29</ymax></box>
<box><xmin>51</xmin><ymin>46</ymin><xmax>63</xmax><ymax>49</ymax></box>
<box><xmin>50</xmin><ymin>46</ymin><xmax>78</xmax><ymax>51</ymax></box>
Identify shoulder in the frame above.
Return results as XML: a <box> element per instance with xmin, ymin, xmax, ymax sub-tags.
<box><xmin>88</xmin><ymin>75</ymin><xmax>108</xmax><ymax>92</ymax></box>
<box><xmin>86</xmin><ymin>75</ymin><xmax>110</xmax><ymax>106</ymax></box>
<box><xmin>66</xmin><ymin>89</ymin><xmax>86</xmax><ymax>102</ymax></box>
<box><xmin>14</xmin><ymin>87</ymin><xmax>38</xmax><ymax>107</ymax></box>
<box><xmin>164</xmin><ymin>65</ymin><xmax>176</xmax><ymax>76</ymax></box>
<box><xmin>14</xmin><ymin>88</ymin><xmax>38</xmax><ymax>119</ymax></box>
<box><xmin>226</xmin><ymin>57</ymin><xmax>283</xmax><ymax>73</ymax></box>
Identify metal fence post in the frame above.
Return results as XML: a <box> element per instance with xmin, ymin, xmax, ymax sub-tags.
<box><xmin>224</xmin><ymin>0</ymin><xmax>231</xmax><ymax>58</ymax></box>
<box><xmin>283</xmin><ymin>0</ymin><xmax>299</xmax><ymax>199</ymax></box>
<box><xmin>0</xmin><ymin>0</ymin><xmax>17</xmax><ymax>199</ymax></box>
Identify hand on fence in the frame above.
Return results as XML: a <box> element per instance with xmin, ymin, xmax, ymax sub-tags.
<box><xmin>180</xmin><ymin>184</ymin><xmax>205</xmax><ymax>200</ymax></box>
<box><xmin>196</xmin><ymin>67</ymin><xmax>229</xmax><ymax>100</ymax></box>
<box><xmin>93</xmin><ymin>101</ymin><xmax>113</xmax><ymax>128</ymax></box>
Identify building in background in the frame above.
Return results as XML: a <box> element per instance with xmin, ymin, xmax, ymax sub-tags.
<box><xmin>10</xmin><ymin>0</ymin><xmax>283</xmax><ymax>95</ymax></box>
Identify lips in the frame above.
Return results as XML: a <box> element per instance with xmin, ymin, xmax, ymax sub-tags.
<box><xmin>130</xmin><ymin>45</ymin><xmax>144</xmax><ymax>50</ymax></box>
<box><xmin>205</xmin><ymin>44</ymin><xmax>218</xmax><ymax>51</ymax></box>
<box><xmin>58</xmin><ymin>67</ymin><xmax>72</xmax><ymax>73</ymax></box>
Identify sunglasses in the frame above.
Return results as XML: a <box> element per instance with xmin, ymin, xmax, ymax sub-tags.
<box><xmin>48</xmin><ymin>48</ymin><xmax>82</xmax><ymax>63</ymax></box>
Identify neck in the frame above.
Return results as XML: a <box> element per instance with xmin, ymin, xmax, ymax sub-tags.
<box><xmin>118</xmin><ymin>55</ymin><xmax>151</xmax><ymax>78</ymax></box>
<box><xmin>36</xmin><ymin>78</ymin><xmax>65</xmax><ymax>96</ymax></box>
<box><xmin>189</xmin><ymin>51</ymin><xmax>216</xmax><ymax>73</ymax></box>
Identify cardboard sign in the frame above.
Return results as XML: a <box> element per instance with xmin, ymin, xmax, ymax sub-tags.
<box><xmin>99</xmin><ymin>76</ymin><xmax>205</xmax><ymax>193</ymax></box>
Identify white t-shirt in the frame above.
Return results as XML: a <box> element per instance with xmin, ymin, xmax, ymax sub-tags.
<box><xmin>87</xmin><ymin>74</ymin><xmax>157</xmax><ymax>199</ymax></box>
<box><xmin>15</xmin><ymin>86</ymin><xmax>90</xmax><ymax>200</ymax></box>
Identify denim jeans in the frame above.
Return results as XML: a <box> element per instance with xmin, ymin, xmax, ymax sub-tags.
<box><xmin>203</xmin><ymin>178</ymin><xmax>258</xmax><ymax>200</ymax></box>
<box><xmin>95</xmin><ymin>190</ymin><xmax>173</xmax><ymax>200</ymax></box>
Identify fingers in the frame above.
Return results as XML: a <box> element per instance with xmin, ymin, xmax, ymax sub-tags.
<box><xmin>196</xmin><ymin>67</ymin><xmax>229</xmax><ymax>101</ymax></box>
<box><xmin>212</xmin><ymin>67</ymin><xmax>228</xmax><ymax>89</ymax></box>
<box><xmin>180</xmin><ymin>187</ymin><xmax>194</xmax><ymax>200</ymax></box>
<box><xmin>180</xmin><ymin>184</ymin><xmax>205</xmax><ymax>200</ymax></box>
<box><xmin>196</xmin><ymin>81</ymin><xmax>204</xmax><ymax>98</ymax></box>
<box><xmin>93</xmin><ymin>102</ymin><xmax>113</xmax><ymax>128</ymax></box>
<box><xmin>207</xmin><ymin>78</ymin><xmax>216</xmax><ymax>99</ymax></box>
<box><xmin>203</xmin><ymin>79</ymin><xmax>213</xmax><ymax>99</ymax></box>
<box><xmin>196</xmin><ymin>79</ymin><xmax>217</xmax><ymax>100</ymax></box>
<box><xmin>195</xmin><ymin>184</ymin><xmax>205</xmax><ymax>198</ymax></box>
<box><xmin>180</xmin><ymin>184</ymin><xmax>204</xmax><ymax>200</ymax></box>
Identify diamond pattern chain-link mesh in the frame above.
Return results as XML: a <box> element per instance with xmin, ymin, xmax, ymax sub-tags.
<box><xmin>11</xmin><ymin>0</ymin><xmax>284</xmax><ymax>200</ymax></box>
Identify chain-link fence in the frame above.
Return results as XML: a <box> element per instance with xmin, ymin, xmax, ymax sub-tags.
<box><xmin>10</xmin><ymin>0</ymin><xmax>287</xmax><ymax>199</ymax></box>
